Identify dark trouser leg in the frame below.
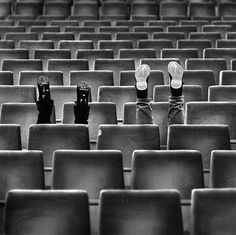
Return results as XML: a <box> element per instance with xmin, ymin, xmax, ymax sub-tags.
<box><xmin>136</xmin><ymin>98</ymin><xmax>153</xmax><ymax>124</ymax></box>
<box><xmin>167</xmin><ymin>95</ymin><xmax>184</xmax><ymax>125</ymax></box>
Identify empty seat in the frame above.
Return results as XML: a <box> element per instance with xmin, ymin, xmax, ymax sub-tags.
<box><xmin>226</xmin><ymin>32</ymin><xmax>236</xmax><ymax>39</ymax></box>
<box><xmin>219</xmin><ymin>3</ymin><xmax>236</xmax><ymax>17</ymax></box>
<box><xmin>0</xmin><ymin>2</ymin><xmax>11</xmax><ymax>18</ymax></box>
<box><xmin>116</xmin><ymin>20</ymin><xmax>144</xmax><ymax>30</ymax></box>
<box><xmin>209</xmin><ymin>85</ymin><xmax>236</xmax><ymax>102</ymax></box>
<box><xmin>213</xmin><ymin>20</ymin><xmax>236</xmax><ymax>31</ymax></box>
<box><xmin>43</xmin><ymin>2</ymin><xmax>71</xmax><ymax>17</ymax></box>
<box><xmin>0</xmin><ymin>26</ymin><xmax>25</xmax><ymax>36</ymax></box>
<box><xmin>19</xmin><ymin>71</ymin><xmax>63</xmax><ymax>86</ymax></box>
<box><xmin>50</xmin><ymin>20</ymin><xmax>78</xmax><ymax>31</ymax></box>
<box><xmin>177</xmin><ymin>40</ymin><xmax>212</xmax><ymax>58</ymax></box>
<box><xmin>204</xmin><ymin>48</ymin><xmax>236</xmax><ymax>69</ymax></box>
<box><xmin>120</xmin><ymin>70</ymin><xmax>164</xmax><ymax>99</ymax></box>
<box><xmin>0</xmin><ymin>151</ymin><xmax>44</xmax><ymax>200</ymax></box>
<box><xmin>53</xmin><ymin>150</ymin><xmax>124</xmax><ymax>199</ymax></box>
<box><xmin>141</xmin><ymin>58</ymin><xmax>181</xmax><ymax>84</ymax></box>
<box><xmin>79</xmin><ymin>33</ymin><xmax>112</xmax><ymax>49</ymax></box>
<box><xmin>138</xmin><ymin>39</ymin><xmax>173</xmax><ymax>58</ymax></box>
<box><xmin>134</xmin><ymin>26</ymin><xmax>164</xmax><ymax>39</ymax></box>
<box><xmin>70</xmin><ymin>71</ymin><xmax>114</xmax><ymax>101</ymax></box>
<box><xmin>167</xmin><ymin>25</ymin><xmax>197</xmax><ymax>36</ymax></box>
<box><xmin>203</xmin><ymin>25</ymin><xmax>233</xmax><ymax>39</ymax></box>
<box><xmin>42</xmin><ymin>32</ymin><xmax>75</xmax><ymax>48</ymax></box>
<box><xmin>219</xmin><ymin>70</ymin><xmax>236</xmax><ymax>85</ymax></box>
<box><xmin>30</xmin><ymin>26</ymin><xmax>60</xmax><ymax>40</ymax></box>
<box><xmin>65</xmin><ymin>26</ymin><xmax>95</xmax><ymax>40</ymax></box>
<box><xmin>101</xmin><ymin>2</ymin><xmax>129</xmax><ymax>20</ymax></box>
<box><xmin>181</xmin><ymin>20</ymin><xmax>208</xmax><ymax>31</ymax></box>
<box><xmin>71</xmin><ymin>3</ymin><xmax>98</xmax><ymax>20</ymax></box>
<box><xmin>186</xmin><ymin>58</ymin><xmax>227</xmax><ymax>84</ymax></box>
<box><xmin>216</xmin><ymin>39</ymin><xmax>236</xmax><ymax>48</ymax></box>
<box><xmin>0</xmin><ymin>20</ymin><xmax>13</xmax><ymax>27</ymax></box>
<box><xmin>161</xmin><ymin>49</ymin><xmax>199</xmax><ymax>68</ymax></box>
<box><xmin>130</xmin><ymin>3</ymin><xmax>158</xmax><ymax>19</ymax></box>
<box><xmin>99</xmin><ymin>40</ymin><xmax>132</xmax><ymax>59</ymax></box>
<box><xmin>182</xmin><ymin>70</ymin><xmax>215</xmax><ymax>100</ymax></box>
<box><xmin>2</xmin><ymin>59</ymin><xmax>42</xmax><ymax>85</ymax></box>
<box><xmin>99</xmin><ymin>27</ymin><xmax>129</xmax><ymax>40</ymax></box>
<box><xmin>153</xmin><ymin>32</ymin><xmax>185</xmax><ymax>47</ymax></box>
<box><xmin>14</xmin><ymin>2</ymin><xmax>42</xmax><ymax>17</ymax></box>
<box><xmin>160</xmin><ymin>2</ymin><xmax>187</xmax><ymax>17</ymax></box>
<box><xmin>99</xmin><ymin>190</ymin><xmax>183</xmax><ymax>235</ymax></box>
<box><xmin>168</xmin><ymin>124</ymin><xmax>231</xmax><ymax>169</ymax></box>
<box><xmin>189</xmin><ymin>32</ymin><xmax>221</xmax><ymax>47</ymax></box>
<box><xmin>186</xmin><ymin>101</ymin><xmax>236</xmax><ymax>140</ymax></box>
<box><xmin>28</xmin><ymin>124</ymin><xmax>90</xmax><ymax>167</ymax></box>
<box><xmin>192</xmin><ymin>188</ymin><xmax>236</xmax><ymax>235</ymax></box>
<box><xmin>34</xmin><ymin>49</ymin><xmax>71</xmax><ymax>70</ymax></box>
<box><xmin>148</xmin><ymin>20</ymin><xmax>177</xmax><ymax>30</ymax></box>
<box><xmin>48</xmin><ymin>59</ymin><xmax>89</xmax><ymax>85</ymax></box>
<box><xmin>0</xmin><ymin>40</ymin><xmax>14</xmax><ymax>49</ymax></box>
<box><xmin>98</xmin><ymin>86</ymin><xmax>136</xmax><ymax>120</ymax></box>
<box><xmin>83</xmin><ymin>20</ymin><xmax>111</xmax><ymax>27</ymax></box>
<box><xmin>95</xmin><ymin>59</ymin><xmax>135</xmax><ymax>86</ymax></box>
<box><xmin>189</xmin><ymin>3</ymin><xmax>215</xmax><ymax>17</ymax></box>
<box><xmin>59</xmin><ymin>40</ymin><xmax>94</xmax><ymax>58</ymax></box>
<box><xmin>116</xmin><ymin>33</ymin><xmax>148</xmax><ymax>48</ymax></box>
<box><xmin>5</xmin><ymin>190</ymin><xmax>90</xmax><ymax>235</ymax></box>
<box><xmin>119</xmin><ymin>49</ymin><xmax>156</xmax><ymax>68</ymax></box>
<box><xmin>63</xmin><ymin>102</ymin><xmax>117</xmax><ymax>141</ymax></box>
<box><xmin>0</xmin><ymin>71</ymin><xmax>13</xmax><ymax>85</ymax></box>
<box><xmin>131</xmin><ymin>150</ymin><xmax>204</xmax><ymax>199</ymax></box>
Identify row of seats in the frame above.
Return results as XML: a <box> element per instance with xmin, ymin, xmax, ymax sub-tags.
<box><xmin>1</xmin><ymin>2</ymin><xmax>236</xmax><ymax>19</ymax></box>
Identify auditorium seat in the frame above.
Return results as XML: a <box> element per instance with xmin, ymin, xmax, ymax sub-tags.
<box><xmin>189</xmin><ymin>32</ymin><xmax>222</xmax><ymax>47</ymax></box>
<box><xmin>71</xmin><ymin>3</ymin><xmax>98</xmax><ymax>20</ymax></box>
<box><xmin>192</xmin><ymin>189</ymin><xmax>236</xmax><ymax>235</ymax></box>
<box><xmin>70</xmin><ymin>71</ymin><xmax>114</xmax><ymax>101</ymax></box>
<box><xmin>0</xmin><ymin>71</ymin><xmax>13</xmax><ymax>85</ymax></box>
<box><xmin>153</xmin><ymin>32</ymin><xmax>185</xmax><ymax>47</ymax></box>
<box><xmin>226</xmin><ymin>32</ymin><xmax>236</xmax><ymax>39</ymax></box>
<box><xmin>48</xmin><ymin>59</ymin><xmax>89</xmax><ymax>85</ymax></box>
<box><xmin>34</xmin><ymin>49</ymin><xmax>71</xmax><ymax>70</ymax></box>
<box><xmin>230</xmin><ymin>58</ymin><xmax>236</xmax><ymax>70</ymax></box>
<box><xmin>182</xmin><ymin>70</ymin><xmax>215</xmax><ymax>100</ymax></box>
<box><xmin>0</xmin><ymin>20</ymin><xmax>13</xmax><ymax>27</ymax></box>
<box><xmin>77</xmin><ymin>49</ymin><xmax>113</xmax><ymax>70</ymax></box>
<box><xmin>59</xmin><ymin>40</ymin><xmax>94</xmax><ymax>59</ymax></box>
<box><xmin>167</xmin><ymin>25</ymin><xmax>197</xmax><ymax>37</ymax></box>
<box><xmin>209</xmin><ymin>85</ymin><xmax>236</xmax><ymax>102</ymax></box>
<box><xmin>130</xmin><ymin>3</ymin><xmax>159</xmax><ymax>19</ymax></box>
<box><xmin>5</xmin><ymin>32</ymin><xmax>38</xmax><ymax>47</ymax></box>
<box><xmin>218</xmin><ymin>3</ymin><xmax>236</xmax><ymax>18</ymax></box>
<box><xmin>0</xmin><ymin>151</ymin><xmax>44</xmax><ymax>201</ymax></box>
<box><xmin>189</xmin><ymin>3</ymin><xmax>215</xmax><ymax>17</ymax></box>
<box><xmin>186</xmin><ymin>58</ymin><xmax>227</xmax><ymax>84</ymax></box>
<box><xmin>181</xmin><ymin>20</ymin><xmax>208</xmax><ymax>31</ymax></box>
<box><xmin>148</xmin><ymin>20</ymin><xmax>177</xmax><ymax>30</ymax></box>
<box><xmin>99</xmin><ymin>40</ymin><xmax>132</xmax><ymax>58</ymax></box>
<box><xmin>95</xmin><ymin>59</ymin><xmax>135</xmax><ymax>86</ymax></box>
<box><xmin>63</xmin><ymin>102</ymin><xmax>117</xmax><ymax>142</ymax></box>
<box><xmin>204</xmin><ymin>48</ymin><xmax>236</xmax><ymax>69</ymax></box>
<box><xmin>8</xmin><ymin>16</ymin><xmax>35</xmax><ymax>21</ymax></box>
<box><xmin>43</xmin><ymin>2</ymin><xmax>71</xmax><ymax>17</ymax></box>
<box><xmin>119</xmin><ymin>49</ymin><xmax>156</xmax><ymax>68</ymax></box>
<box><xmin>160</xmin><ymin>2</ymin><xmax>187</xmax><ymax>17</ymax></box>
<box><xmin>65</xmin><ymin>26</ymin><xmax>95</xmax><ymax>39</ymax></box>
<box><xmin>216</xmin><ymin>39</ymin><xmax>236</xmax><ymax>48</ymax></box>
<box><xmin>101</xmin><ymin>2</ymin><xmax>129</xmax><ymax>20</ymax></box>
<box><xmin>138</xmin><ymin>39</ymin><xmax>173</xmax><ymax>58</ymax></box>
<box><xmin>116</xmin><ymin>32</ymin><xmax>148</xmax><ymax>48</ymax></box>
<box><xmin>131</xmin><ymin>150</ymin><xmax>204</xmax><ymax>199</ymax></box>
<box><xmin>19</xmin><ymin>40</ymin><xmax>54</xmax><ymax>59</ymax></box>
<box><xmin>186</xmin><ymin>101</ymin><xmax>236</xmax><ymax>141</ymax></box>
<box><xmin>0</xmin><ymin>27</ymin><xmax>25</xmax><ymax>36</ymax></box>
<box><xmin>116</xmin><ymin>20</ymin><xmax>144</xmax><ymax>31</ymax></box>
<box><xmin>177</xmin><ymin>39</ymin><xmax>212</xmax><ymax>58</ymax></box>
<box><xmin>97</xmin><ymin>124</ymin><xmax>160</xmax><ymax>168</ymax></box>
<box><xmin>120</xmin><ymin>70</ymin><xmax>164</xmax><ymax>99</ymax></box>
<box><xmin>42</xmin><ymin>32</ymin><xmax>75</xmax><ymax>48</ymax></box>
<box><xmin>219</xmin><ymin>70</ymin><xmax>236</xmax><ymax>85</ymax></box>
<box><xmin>52</xmin><ymin>150</ymin><xmax>124</xmax><ymax>198</ymax></box>
<box><xmin>141</xmin><ymin>58</ymin><xmax>181</xmax><ymax>84</ymax></box>
<box><xmin>2</xmin><ymin>59</ymin><xmax>42</xmax><ymax>85</ymax></box>
<box><xmin>0</xmin><ymin>40</ymin><xmax>14</xmax><ymax>49</ymax></box>
<box><xmin>0</xmin><ymin>2</ymin><xmax>11</xmax><ymax>18</ymax></box>
<box><xmin>202</xmin><ymin>25</ymin><xmax>233</xmax><ymax>39</ymax></box>
<box><xmin>99</xmin><ymin>190</ymin><xmax>183</xmax><ymax>235</ymax></box>
<box><xmin>213</xmin><ymin>20</ymin><xmax>236</xmax><ymax>31</ymax></box>
<box><xmin>99</xmin><ymin>27</ymin><xmax>129</xmax><ymax>40</ymax></box>
<box><xmin>98</xmin><ymin>86</ymin><xmax>136</xmax><ymax>120</ymax></box>
<box><xmin>19</xmin><ymin>71</ymin><xmax>63</xmax><ymax>86</ymax></box>
<box><xmin>4</xmin><ymin>190</ymin><xmax>90</xmax><ymax>235</ymax></box>
<box><xmin>29</xmin><ymin>26</ymin><xmax>60</xmax><ymax>40</ymax></box>
<box><xmin>14</xmin><ymin>2</ymin><xmax>42</xmax><ymax>18</ymax></box>
<box><xmin>18</xmin><ymin>20</ymin><xmax>46</xmax><ymax>32</ymax></box>
<box><xmin>79</xmin><ymin>33</ymin><xmax>112</xmax><ymax>49</ymax></box>
<box><xmin>28</xmin><ymin>124</ymin><xmax>90</xmax><ymax>167</ymax></box>
<box><xmin>161</xmin><ymin>49</ymin><xmax>199</xmax><ymax>68</ymax></box>
<box><xmin>167</xmin><ymin>124</ymin><xmax>231</xmax><ymax>169</ymax></box>
<box><xmin>50</xmin><ymin>20</ymin><xmax>78</xmax><ymax>31</ymax></box>
<box><xmin>153</xmin><ymin>85</ymin><xmax>203</xmax><ymax>103</ymax></box>
<box><xmin>83</xmin><ymin>20</ymin><xmax>111</xmax><ymax>28</ymax></box>
<box><xmin>133</xmin><ymin>26</ymin><xmax>164</xmax><ymax>38</ymax></box>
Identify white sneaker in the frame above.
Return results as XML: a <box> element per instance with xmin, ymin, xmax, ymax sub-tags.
<box><xmin>168</xmin><ymin>61</ymin><xmax>184</xmax><ymax>89</ymax></box>
<box><xmin>135</xmin><ymin>64</ymin><xmax>150</xmax><ymax>90</ymax></box>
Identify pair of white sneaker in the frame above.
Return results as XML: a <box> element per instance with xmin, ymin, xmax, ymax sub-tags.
<box><xmin>135</xmin><ymin>62</ymin><xmax>184</xmax><ymax>91</ymax></box>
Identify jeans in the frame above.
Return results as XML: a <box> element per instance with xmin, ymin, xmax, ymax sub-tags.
<box><xmin>136</xmin><ymin>96</ymin><xmax>184</xmax><ymax>125</ymax></box>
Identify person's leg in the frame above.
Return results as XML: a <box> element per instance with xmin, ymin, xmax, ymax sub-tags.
<box><xmin>36</xmin><ymin>76</ymin><xmax>54</xmax><ymax>124</ymax></box>
<box><xmin>167</xmin><ymin>61</ymin><xmax>185</xmax><ymax>125</ymax></box>
<box><xmin>74</xmin><ymin>81</ymin><xmax>90</xmax><ymax>124</ymax></box>
<box><xmin>135</xmin><ymin>64</ymin><xmax>153</xmax><ymax>124</ymax></box>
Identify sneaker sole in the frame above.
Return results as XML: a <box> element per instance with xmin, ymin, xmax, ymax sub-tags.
<box><xmin>135</xmin><ymin>64</ymin><xmax>150</xmax><ymax>90</ymax></box>
<box><xmin>168</xmin><ymin>62</ymin><xmax>183</xmax><ymax>89</ymax></box>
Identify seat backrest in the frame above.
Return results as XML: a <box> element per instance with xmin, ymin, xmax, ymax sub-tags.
<box><xmin>5</xmin><ymin>190</ymin><xmax>90</xmax><ymax>235</ymax></box>
<box><xmin>189</xmin><ymin>32</ymin><xmax>221</xmax><ymax>47</ymax></box>
<box><xmin>189</xmin><ymin>3</ymin><xmax>215</xmax><ymax>16</ymax></box>
<box><xmin>153</xmin><ymin>32</ymin><xmax>185</xmax><ymax>47</ymax></box>
<box><xmin>15</xmin><ymin>2</ymin><xmax>42</xmax><ymax>17</ymax></box>
<box><xmin>0</xmin><ymin>2</ymin><xmax>11</xmax><ymax>17</ymax></box>
<box><xmin>216</xmin><ymin>39</ymin><xmax>236</xmax><ymax>48</ymax></box>
<box><xmin>0</xmin><ymin>71</ymin><xmax>13</xmax><ymax>85</ymax></box>
<box><xmin>43</xmin><ymin>2</ymin><xmax>71</xmax><ymax>16</ymax></box>
<box><xmin>97</xmin><ymin>124</ymin><xmax>160</xmax><ymax>168</ymax></box>
<box><xmin>5</xmin><ymin>32</ymin><xmax>38</xmax><ymax>47</ymax></box>
<box><xmin>131</xmin><ymin>3</ymin><xmax>158</xmax><ymax>16</ymax></box>
<box><xmin>209</xmin><ymin>85</ymin><xmax>236</xmax><ymax>101</ymax></box>
<box><xmin>116</xmin><ymin>32</ymin><xmax>148</xmax><ymax>48</ymax></box>
<box><xmin>52</xmin><ymin>150</ymin><xmax>124</xmax><ymax>199</ymax></box>
<box><xmin>131</xmin><ymin>150</ymin><xmax>204</xmax><ymax>199</ymax></box>
<box><xmin>202</xmin><ymin>25</ymin><xmax>233</xmax><ymax>39</ymax></box>
<box><xmin>102</xmin><ymin>2</ymin><xmax>129</xmax><ymax>17</ymax></box>
<box><xmin>0</xmin><ymin>150</ymin><xmax>44</xmax><ymax>200</ymax></box>
<box><xmin>99</xmin><ymin>189</ymin><xmax>183</xmax><ymax>235</ymax></box>
<box><xmin>72</xmin><ymin>3</ymin><xmax>98</xmax><ymax>18</ymax></box>
<box><xmin>219</xmin><ymin>3</ymin><xmax>236</xmax><ymax>17</ymax></box>
<box><xmin>192</xmin><ymin>189</ymin><xmax>236</xmax><ymax>235</ymax></box>
<box><xmin>160</xmin><ymin>2</ymin><xmax>187</xmax><ymax>16</ymax></box>
<box><xmin>167</xmin><ymin>124</ymin><xmax>231</xmax><ymax>169</ymax></box>
<box><xmin>0</xmin><ymin>40</ymin><xmax>14</xmax><ymax>49</ymax></box>
<box><xmin>219</xmin><ymin>70</ymin><xmax>236</xmax><ymax>85</ymax></box>
<box><xmin>28</xmin><ymin>124</ymin><xmax>90</xmax><ymax>167</ymax></box>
